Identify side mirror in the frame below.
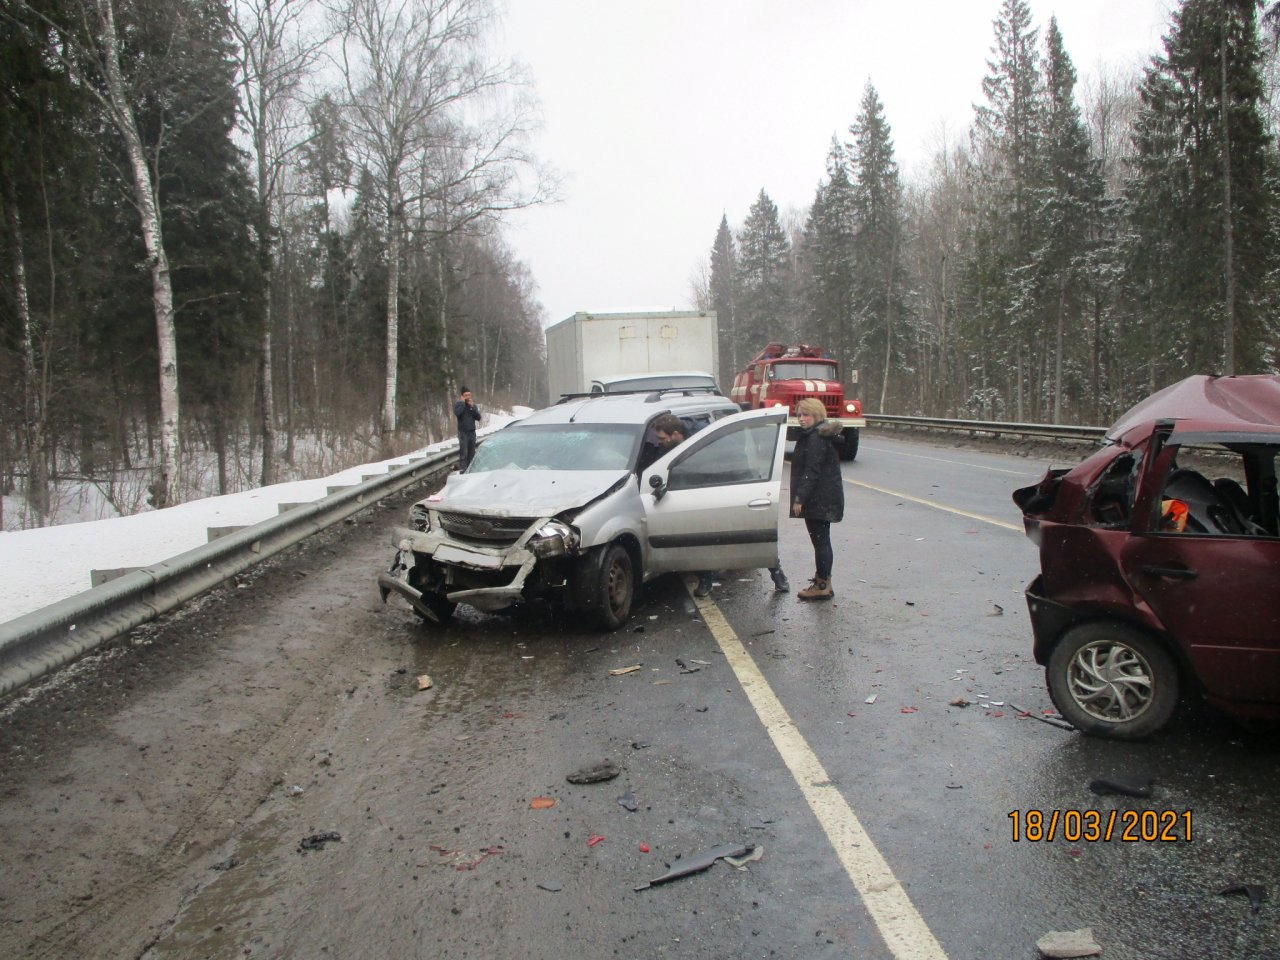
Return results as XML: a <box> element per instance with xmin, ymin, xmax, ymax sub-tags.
<box><xmin>648</xmin><ymin>473</ymin><xmax>667</xmax><ymax>502</ymax></box>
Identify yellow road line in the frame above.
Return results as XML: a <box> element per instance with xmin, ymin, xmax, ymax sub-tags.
<box><xmin>692</xmin><ymin>591</ymin><xmax>949</xmax><ymax>960</ymax></box>
<box><xmin>845</xmin><ymin>478</ymin><xmax>1023</xmax><ymax>532</ymax></box>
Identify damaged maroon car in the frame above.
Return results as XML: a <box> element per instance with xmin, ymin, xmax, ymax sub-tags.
<box><xmin>1014</xmin><ymin>374</ymin><xmax>1280</xmax><ymax>739</ymax></box>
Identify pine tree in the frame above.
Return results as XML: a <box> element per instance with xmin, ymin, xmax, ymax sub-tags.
<box><xmin>849</xmin><ymin>83</ymin><xmax>908</xmax><ymax>411</ymax></box>
<box><xmin>1125</xmin><ymin>0</ymin><xmax>1278</xmax><ymax>380</ymax></box>
<box><xmin>973</xmin><ymin>0</ymin><xmax>1045</xmax><ymax>418</ymax></box>
<box><xmin>801</xmin><ymin>138</ymin><xmax>857</xmax><ymax>370</ymax></box>
<box><xmin>709</xmin><ymin>214</ymin><xmax>739</xmax><ymax>387</ymax></box>
<box><xmin>1029</xmin><ymin>17</ymin><xmax>1105</xmax><ymax>421</ymax></box>
<box><xmin>735</xmin><ymin>189</ymin><xmax>792</xmax><ymax>349</ymax></box>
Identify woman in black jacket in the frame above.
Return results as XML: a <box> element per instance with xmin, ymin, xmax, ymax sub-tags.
<box><xmin>789</xmin><ymin>397</ymin><xmax>845</xmax><ymax>600</ymax></box>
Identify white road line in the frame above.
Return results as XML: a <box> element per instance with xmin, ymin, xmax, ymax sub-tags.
<box><xmin>845</xmin><ymin>478</ymin><xmax>1024</xmax><ymax>532</ymax></box>
<box><xmin>692</xmin><ymin>592</ymin><xmax>950</xmax><ymax>960</ymax></box>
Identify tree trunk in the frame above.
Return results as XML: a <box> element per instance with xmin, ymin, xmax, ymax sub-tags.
<box><xmin>5</xmin><ymin>174</ymin><xmax>48</xmax><ymax>521</ymax></box>
<box><xmin>381</xmin><ymin>194</ymin><xmax>402</xmax><ymax>450</ymax></box>
<box><xmin>1053</xmin><ymin>277</ymin><xmax>1065</xmax><ymax>424</ymax></box>
<box><xmin>97</xmin><ymin>0</ymin><xmax>181</xmax><ymax>507</ymax></box>
<box><xmin>1220</xmin><ymin>27</ymin><xmax>1236</xmax><ymax>375</ymax></box>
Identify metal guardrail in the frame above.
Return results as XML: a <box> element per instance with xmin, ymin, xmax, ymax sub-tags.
<box><xmin>866</xmin><ymin>413</ymin><xmax>1107</xmax><ymax>443</ymax></box>
<box><xmin>0</xmin><ymin>448</ymin><xmax>455</xmax><ymax>698</ymax></box>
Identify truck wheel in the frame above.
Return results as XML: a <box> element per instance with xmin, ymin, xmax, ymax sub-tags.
<box><xmin>839</xmin><ymin>428</ymin><xmax>859</xmax><ymax>461</ymax></box>
<box><xmin>1046</xmin><ymin>622</ymin><xmax>1179</xmax><ymax>740</ymax></box>
<box><xmin>592</xmin><ymin>543</ymin><xmax>634</xmax><ymax>631</ymax></box>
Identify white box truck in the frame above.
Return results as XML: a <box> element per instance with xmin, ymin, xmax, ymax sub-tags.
<box><xmin>544</xmin><ymin>310</ymin><xmax>720</xmax><ymax>401</ymax></box>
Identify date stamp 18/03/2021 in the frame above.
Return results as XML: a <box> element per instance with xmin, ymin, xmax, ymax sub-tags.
<box><xmin>1009</xmin><ymin>809</ymin><xmax>1193</xmax><ymax>843</ymax></box>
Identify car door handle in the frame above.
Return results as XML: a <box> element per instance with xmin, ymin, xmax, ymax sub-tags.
<box><xmin>747</xmin><ymin>498</ymin><xmax>772</xmax><ymax>508</ymax></box>
<box><xmin>1140</xmin><ymin>564</ymin><xmax>1198</xmax><ymax>580</ymax></box>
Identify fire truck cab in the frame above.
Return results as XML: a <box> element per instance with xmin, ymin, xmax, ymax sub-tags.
<box><xmin>730</xmin><ymin>342</ymin><xmax>865</xmax><ymax>461</ymax></box>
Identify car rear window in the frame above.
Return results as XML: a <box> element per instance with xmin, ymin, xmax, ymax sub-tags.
<box><xmin>468</xmin><ymin>423</ymin><xmax>642</xmax><ymax>472</ymax></box>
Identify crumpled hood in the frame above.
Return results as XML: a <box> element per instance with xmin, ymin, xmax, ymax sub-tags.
<box><xmin>432</xmin><ymin>469</ymin><xmax>630</xmax><ymax>517</ymax></box>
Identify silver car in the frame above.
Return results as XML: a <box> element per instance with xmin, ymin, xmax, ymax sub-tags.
<box><xmin>377</xmin><ymin>393</ymin><xmax>788</xmax><ymax>630</ymax></box>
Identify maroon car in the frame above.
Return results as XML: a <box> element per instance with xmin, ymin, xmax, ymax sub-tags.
<box><xmin>1014</xmin><ymin>374</ymin><xmax>1280</xmax><ymax>739</ymax></box>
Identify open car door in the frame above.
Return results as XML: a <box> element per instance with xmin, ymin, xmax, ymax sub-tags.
<box><xmin>640</xmin><ymin>407</ymin><xmax>787</xmax><ymax>576</ymax></box>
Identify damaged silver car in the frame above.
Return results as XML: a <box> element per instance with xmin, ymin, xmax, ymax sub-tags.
<box><xmin>378</xmin><ymin>393</ymin><xmax>788</xmax><ymax>630</ymax></box>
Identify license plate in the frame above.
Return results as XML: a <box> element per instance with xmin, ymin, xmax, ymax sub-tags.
<box><xmin>434</xmin><ymin>543</ymin><xmax>503</xmax><ymax>569</ymax></box>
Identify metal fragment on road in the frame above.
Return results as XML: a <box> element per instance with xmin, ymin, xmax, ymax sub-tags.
<box><xmin>633</xmin><ymin>842</ymin><xmax>754</xmax><ymax>892</ymax></box>
<box><xmin>609</xmin><ymin>664</ymin><xmax>642</xmax><ymax>676</ymax></box>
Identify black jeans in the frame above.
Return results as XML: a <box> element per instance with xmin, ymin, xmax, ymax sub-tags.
<box><xmin>805</xmin><ymin>518</ymin><xmax>833</xmax><ymax>579</ymax></box>
<box><xmin>458</xmin><ymin>431</ymin><xmax>476</xmax><ymax>471</ymax></box>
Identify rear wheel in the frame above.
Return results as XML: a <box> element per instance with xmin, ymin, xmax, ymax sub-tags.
<box><xmin>592</xmin><ymin>543</ymin><xmax>634</xmax><ymax>631</ymax></box>
<box><xmin>1046</xmin><ymin>621</ymin><xmax>1179</xmax><ymax>740</ymax></box>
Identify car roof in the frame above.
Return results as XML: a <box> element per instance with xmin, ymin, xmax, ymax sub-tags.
<box><xmin>519</xmin><ymin>392</ymin><xmax>738</xmax><ymax>426</ymax></box>
<box><xmin>1107</xmin><ymin>374</ymin><xmax>1280</xmax><ymax>442</ymax></box>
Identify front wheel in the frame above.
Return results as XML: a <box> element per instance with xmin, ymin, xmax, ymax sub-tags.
<box><xmin>591</xmin><ymin>543</ymin><xmax>634</xmax><ymax>631</ymax></box>
<box><xmin>839</xmin><ymin>428</ymin><xmax>859</xmax><ymax>461</ymax></box>
<box><xmin>1046</xmin><ymin>621</ymin><xmax>1179</xmax><ymax>740</ymax></box>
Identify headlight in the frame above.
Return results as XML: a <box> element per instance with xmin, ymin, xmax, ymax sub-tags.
<box><xmin>845</xmin><ymin>402</ymin><xmax>857</xmax><ymax>413</ymax></box>
<box><xmin>530</xmin><ymin>520</ymin><xmax>578</xmax><ymax>558</ymax></box>
<box><xmin>772</xmin><ymin>401</ymin><xmax>786</xmax><ymax>408</ymax></box>
<box><xmin>409</xmin><ymin>503</ymin><xmax>430</xmax><ymax>532</ymax></box>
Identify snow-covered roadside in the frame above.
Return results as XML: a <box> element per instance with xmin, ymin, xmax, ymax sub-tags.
<box><xmin>0</xmin><ymin>413</ymin><xmax>524</xmax><ymax>625</ymax></box>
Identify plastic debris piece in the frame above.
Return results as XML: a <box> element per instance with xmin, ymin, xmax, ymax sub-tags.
<box><xmin>530</xmin><ymin>796</ymin><xmax>557</xmax><ymax>810</ymax></box>
<box><xmin>989</xmin><ymin>603</ymin><xmax>1004</xmax><ymax>616</ymax></box>
<box><xmin>1219</xmin><ymin>882</ymin><xmax>1268</xmax><ymax>913</ymax></box>
<box><xmin>689</xmin><ymin>659</ymin><xmax>711</xmax><ymax>665</ymax></box>
<box><xmin>676</xmin><ymin>659</ymin><xmax>700</xmax><ymax>674</ymax></box>
<box><xmin>587</xmin><ymin>835</ymin><xmax>605</xmax><ymax>847</ymax></box>
<box><xmin>639</xmin><ymin>843</ymin><xmax>650</xmax><ymax>853</ymax></box>
<box><xmin>298</xmin><ymin>831</ymin><xmax>342</xmax><ymax>853</ymax></box>
<box><xmin>1089</xmin><ymin>777</ymin><xmax>1154</xmax><ymax>799</ymax></box>
<box><xmin>1035</xmin><ymin>927</ymin><xmax>1102</xmax><ymax>958</ymax></box>
<box><xmin>617</xmin><ymin>791</ymin><xmax>638</xmax><ymax>812</ymax></box>
<box><xmin>900</xmin><ymin>707</ymin><xmax>918</xmax><ymax>714</ymax></box>
<box><xmin>610</xmin><ymin>664</ymin><xmax>642</xmax><ymax>676</ymax></box>
<box><xmin>991</xmin><ymin>711</ymin><xmax>1005</xmax><ymax>718</ymax></box>
<box><xmin>536</xmin><ymin>880</ymin><xmax>563</xmax><ymax>892</ymax></box>
<box><xmin>864</xmin><ymin>694</ymin><xmax>878</xmax><ymax>705</ymax></box>
<box><xmin>567</xmin><ymin>760</ymin><xmax>621</xmax><ymax>784</ymax></box>
<box><xmin>949</xmin><ymin>698</ymin><xmax>972</xmax><ymax>708</ymax></box>
<box><xmin>634</xmin><ymin>842</ymin><xmax>754</xmax><ymax>892</ymax></box>
<box><xmin>724</xmin><ymin>845</ymin><xmax>764</xmax><ymax>869</ymax></box>
<box><xmin>1009</xmin><ymin>702</ymin><xmax>1076</xmax><ymax>731</ymax></box>
<box><xmin>416</xmin><ymin>674</ymin><xmax>433</xmax><ymax>690</ymax></box>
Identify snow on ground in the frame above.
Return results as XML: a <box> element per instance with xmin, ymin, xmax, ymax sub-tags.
<box><xmin>0</xmin><ymin>412</ymin><xmax>526</xmax><ymax>626</ymax></box>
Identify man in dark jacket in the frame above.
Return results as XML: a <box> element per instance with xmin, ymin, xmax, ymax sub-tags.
<box><xmin>453</xmin><ymin>386</ymin><xmax>482</xmax><ymax>471</ymax></box>
<box><xmin>649</xmin><ymin>414</ymin><xmax>790</xmax><ymax>598</ymax></box>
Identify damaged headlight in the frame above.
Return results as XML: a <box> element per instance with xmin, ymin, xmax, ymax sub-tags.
<box><xmin>530</xmin><ymin>519</ymin><xmax>579</xmax><ymax>558</ymax></box>
<box><xmin>409</xmin><ymin>503</ymin><xmax>430</xmax><ymax>532</ymax></box>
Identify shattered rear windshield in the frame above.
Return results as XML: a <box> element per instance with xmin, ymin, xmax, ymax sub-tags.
<box><xmin>467</xmin><ymin>423</ymin><xmax>642</xmax><ymax>472</ymax></box>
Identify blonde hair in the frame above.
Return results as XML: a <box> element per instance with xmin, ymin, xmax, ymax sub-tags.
<box><xmin>796</xmin><ymin>397</ymin><xmax>827</xmax><ymax>422</ymax></box>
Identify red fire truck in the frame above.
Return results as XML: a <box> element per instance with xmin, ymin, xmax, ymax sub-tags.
<box><xmin>730</xmin><ymin>342</ymin><xmax>865</xmax><ymax>460</ymax></box>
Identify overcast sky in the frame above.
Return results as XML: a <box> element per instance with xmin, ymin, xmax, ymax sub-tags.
<box><xmin>497</xmin><ymin>0</ymin><xmax>1175</xmax><ymax>330</ymax></box>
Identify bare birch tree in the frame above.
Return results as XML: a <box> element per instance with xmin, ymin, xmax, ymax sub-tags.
<box><xmin>231</xmin><ymin>0</ymin><xmax>330</xmax><ymax>485</ymax></box>
<box><xmin>331</xmin><ymin>0</ymin><xmax>521</xmax><ymax>449</ymax></box>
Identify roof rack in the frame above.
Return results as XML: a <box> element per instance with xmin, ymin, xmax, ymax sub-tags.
<box><xmin>554</xmin><ymin>385</ymin><xmax>725</xmax><ymax>404</ymax></box>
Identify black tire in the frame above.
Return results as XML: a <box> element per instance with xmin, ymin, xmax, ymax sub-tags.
<box><xmin>839</xmin><ymin>427</ymin><xmax>859</xmax><ymax>461</ymax></box>
<box><xmin>1046</xmin><ymin>621</ymin><xmax>1179</xmax><ymax>740</ymax></box>
<box><xmin>592</xmin><ymin>542</ymin><xmax>634</xmax><ymax>631</ymax></box>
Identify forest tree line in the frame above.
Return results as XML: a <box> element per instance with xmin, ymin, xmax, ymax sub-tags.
<box><xmin>700</xmin><ymin>0</ymin><xmax>1280</xmax><ymax>425</ymax></box>
<box><xmin>1</xmin><ymin>0</ymin><xmax>550</xmax><ymax>527</ymax></box>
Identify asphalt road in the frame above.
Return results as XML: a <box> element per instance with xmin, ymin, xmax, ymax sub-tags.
<box><xmin>1</xmin><ymin>431</ymin><xmax>1277</xmax><ymax>960</ymax></box>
